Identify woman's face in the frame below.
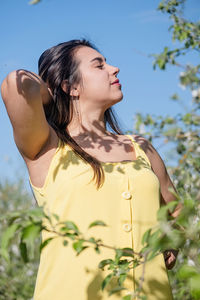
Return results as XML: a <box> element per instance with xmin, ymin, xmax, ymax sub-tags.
<box><xmin>74</xmin><ymin>46</ymin><xmax>123</xmax><ymax>110</ymax></box>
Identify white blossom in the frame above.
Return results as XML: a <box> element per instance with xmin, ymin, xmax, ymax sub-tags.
<box><xmin>179</xmin><ymin>71</ymin><xmax>185</xmax><ymax>77</ymax></box>
<box><xmin>188</xmin><ymin>259</ymin><xmax>195</xmax><ymax>266</ymax></box>
<box><xmin>138</xmin><ymin>124</ymin><xmax>146</xmax><ymax>134</ymax></box>
<box><xmin>191</xmin><ymin>89</ymin><xmax>200</xmax><ymax>98</ymax></box>
<box><xmin>11</xmin><ymin>244</ymin><xmax>19</xmax><ymax>255</ymax></box>
<box><xmin>0</xmin><ymin>265</ymin><xmax>5</xmax><ymax>272</ymax></box>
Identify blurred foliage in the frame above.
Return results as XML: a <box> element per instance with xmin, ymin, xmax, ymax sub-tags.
<box><xmin>133</xmin><ymin>0</ymin><xmax>200</xmax><ymax>299</ymax></box>
<box><xmin>0</xmin><ymin>179</ymin><xmax>40</xmax><ymax>300</ymax></box>
<box><xmin>29</xmin><ymin>0</ymin><xmax>41</xmax><ymax>4</ymax></box>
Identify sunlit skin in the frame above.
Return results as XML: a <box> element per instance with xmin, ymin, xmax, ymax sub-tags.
<box><xmin>66</xmin><ymin>47</ymin><xmax>123</xmax><ymax>139</ymax></box>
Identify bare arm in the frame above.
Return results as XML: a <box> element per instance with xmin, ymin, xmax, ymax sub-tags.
<box><xmin>133</xmin><ymin>135</ymin><xmax>182</xmax><ymax>218</ymax></box>
<box><xmin>133</xmin><ymin>135</ymin><xmax>182</xmax><ymax>270</ymax></box>
<box><xmin>1</xmin><ymin>69</ymin><xmax>52</xmax><ymax>160</ymax></box>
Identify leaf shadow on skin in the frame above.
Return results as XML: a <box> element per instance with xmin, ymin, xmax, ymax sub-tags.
<box><xmin>133</xmin><ymin>135</ymin><xmax>153</xmax><ymax>155</ymax></box>
<box><xmin>52</xmin><ymin>142</ymin><xmax>152</xmax><ymax>184</ymax></box>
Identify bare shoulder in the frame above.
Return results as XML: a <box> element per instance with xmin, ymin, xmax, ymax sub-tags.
<box><xmin>131</xmin><ymin>134</ymin><xmax>153</xmax><ymax>154</ymax></box>
<box><xmin>131</xmin><ymin>134</ymin><xmax>181</xmax><ymax>214</ymax></box>
<box><xmin>131</xmin><ymin>134</ymin><xmax>166</xmax><ymax>172</ymax></box>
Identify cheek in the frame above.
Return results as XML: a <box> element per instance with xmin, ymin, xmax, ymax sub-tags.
<box><xmin>82</xmin><ymin>73</ymin><xmax>109</xmax><ymax>94</ymax></box>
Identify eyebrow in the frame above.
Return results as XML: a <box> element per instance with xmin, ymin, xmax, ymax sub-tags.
<box><xmin>90</xmin><ymin>57</ymin><xmax>106</xmax><ymax>63</ymax></box>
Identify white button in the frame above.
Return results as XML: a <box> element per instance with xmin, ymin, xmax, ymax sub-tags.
<box><xmin>123</xmin><ymin>223</ymin><xmax>132</xmax><ymax>232</ymax></box>
<box><xmin>121</xmin><ymin>191</ymin><xmax>132</xmax><ymax>200</ymax></box>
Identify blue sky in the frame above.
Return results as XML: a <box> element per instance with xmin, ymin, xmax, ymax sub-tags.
<box><xmin>0</xmin><ymin>0</ymin><xmax>199</xmax><ymax>185</ymax></box>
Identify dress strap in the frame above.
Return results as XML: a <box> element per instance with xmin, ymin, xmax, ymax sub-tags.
<box><xmin>125</xmin><ymin>134</ymin><xmax>151</xmax><ymax>167</ymax></box>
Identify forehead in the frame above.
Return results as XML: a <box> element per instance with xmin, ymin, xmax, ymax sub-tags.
<box><xmin>75</xmin><ymin>46</ymin><xmax>104</xmax><ymax>64</ymax></box>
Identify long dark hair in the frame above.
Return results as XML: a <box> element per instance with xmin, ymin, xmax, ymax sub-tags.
<box><xmin>38</xmin><ymin>39</ymin><xmax>123</xmax><ymax>189</ymax></box>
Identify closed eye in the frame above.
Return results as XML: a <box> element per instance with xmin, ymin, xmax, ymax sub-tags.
<box><xmin>97</xmin><ymin>65</ymin><xmax>104</xmax><ymax>69</ymax></box>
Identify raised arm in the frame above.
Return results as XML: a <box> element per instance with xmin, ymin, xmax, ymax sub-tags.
<box><xmin>1</xmin><ymin>69</ymin><xmax>52</xmax><ymax>160</ymax></box>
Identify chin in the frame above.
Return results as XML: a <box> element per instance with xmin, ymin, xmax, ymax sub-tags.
<box><xmin>107</xmin><ymin>96</ymin><xmax>123</xmax><ymax>109</ymax></box>
<box><xmin>115</xmin><ymin>93</ymin><xmax>123</xmax><ymax>102</ymax></box>
<box><xmin>103</xmin><ymin>92</ymin><xmax>124</xmax><ymax>109</ymax></box>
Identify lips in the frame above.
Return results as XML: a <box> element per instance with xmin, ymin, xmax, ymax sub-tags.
<box><xmin>111</xmin><ymin>79</ymin><xmax>120</xmax><ymax>85</ymax></box>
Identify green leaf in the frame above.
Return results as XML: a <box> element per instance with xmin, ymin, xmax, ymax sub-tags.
<box><xmin>94</xmin><ymin>246</ymin><xmax>100</xmax><ymax>254</ymax></box>
<box><xmin>21</xmin><ymin>223</ymin><xmax>41</xmax><ymax>242</ymax></box>
<box><xmin>121</xmin><ymin>248</ymin><xmax>134</xmax><ymax>257</ymax></box>
<box><xmin>28</xmin><ymin>207</ymin><xmax>44</xmax><ymax>220</ymax></box>
<box><xmin>73</xmin><ymin>240</ymin><xmax>82</xmax><ymax>253</ymax></box>
<box><xmin>132</xmin><ymin>258</ymin><xmax>141</xmax><ymax>268</ymax></box>
<box><xmin>19</xmin><ymin>241</ymin><xmax>28</xmax><ymax>263</ymax></box>
<box><xmin>108</xmin><ymin>286</ymin><xmax>127</xmax><ymax>296</ymax></box>
<box><xmin>177</xmin><ymin>143</ymin><xmax>186</xmax><ymax>154</ymax></box>
<box><xmin>64</xmin><ymin>221</ymin><xmax>80</xmax><ymax>233</ymax></box>
<box><xmin>122</xmin><ymin>295</ymin><xmax>132</xmax><ymax>300</ymax></box>
<box><xmin>118</xmin><ymin>259</ymin><xmax>130</xmax><ymax>268</ymax></box>
<box><xmin>40</xmin><ymin>237</ymin><xmax>54</xmax><ymax>252</ymax></box>
<box><xmin>142</xmin><ymin>228</ymin><xmax>152</xmax><ymax>245</ymax></box>
<box><xmin>171</xmin><ymin>93</ymin><xmax>180</xmax><ymax>101</ymax></box>
<box><xmin>148</xmin><ymin>230</ymin><xmax>161</xmax><ymax>248</ymax></box>
<box><xmin>63</xmin><ymin>232</ymin><xmax>77</xmax><ymax>240</ymax></box>
<box><xmin>63</xmin><ymin>240</ymin><xmax>68</xmax><ymax>246</ymax></box>
<box><xmin>157</xmin><ymin>201</ymin><xmax>178</xmax><ymax>221</ymax></box>
<box><xmin>115</xmin><ymin>249</ymin><xmax>123</xmax><ymax>261</ymax></box>
<box><xmin>157</xmin><ymin>206</ymin><xmax>169</xmax><ymax>221</ymax></box>
<box><xmin>72</xmin><ymin>240</ymin><xmax>88</xmax><ymax>255</ymax></box>
<box><xmin>7</xmin><ymin>211</ymin><xmax>23</xmax><ymax>225</ymax></box>
<box><xmin>1</xmin><ymin>223</ymin><xmax>20</xmax><ymax>261</ymax></box>
<box><xmin>52</xmin><ymin>213</ymin><xmax>59</xmax><ymax>221</ymax></box>
<box><xmin>118</xmin><ymin>273</ymin><xmax>127</xmax><ymax>286</ymax></box>
<box><xmin>20</xmin><ymin>223</ymin><xmax>41</xmax><ymax>260</ymax></box>
<box><xmin>98</xmin><ymin>259</ymin><xmax>113</xmax><ymax>270</ymax></box>
<box><xmin>178</xmin><ymin>265</ymin><xmax>198</xmax><ymax>279</ymax></box>
<box><xmin>146</xmin><ymin>249</ymin><xmax>159</xmax><ymax>261</ymax></box>
<box><xmin>88</xmin><ymin>237</ymin><xmax>96</xmax><ymax>244</ymax></box>
<box><xmin>101</xmin><ymin>273</ymin><xmax>113</xmax><ymax>290</ymax></box>
<box><xmin>158</xmin><ymin>58</ymin><xmax>166</xmax><ymax>70</ymax></box>
<box><xmin>189</xmin><ymin>274</ymin><xmax>200</xmax><ymax>299</ymax></box>
<box><xmin>88</xmin><ymin>220</ymin><xmax>107</xmax><ymax>229</ymax></box>
<box><xmin>140</xmin><ymin>296</ymin><xmax>148</xmax><ymax>300</ymax></box>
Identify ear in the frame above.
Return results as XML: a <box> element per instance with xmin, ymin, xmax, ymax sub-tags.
<box><xmin>69</xmin><ymin>86</ymin><xmax>79</xmax><ymax>97</ymax></box>
<box><xmin>61</xmin><ymin>80</ymin><xmax>69</xmax><ymax>94</ymax></box>
<box><xmin>61</xmin><ymin>80</ymin><xmax>79</xmax><ymax>97</ymax></box>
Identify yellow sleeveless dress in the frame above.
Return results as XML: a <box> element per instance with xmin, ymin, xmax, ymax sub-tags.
<box><xmin>30</xmin><ymin>135</ymin><xmax>173</xmax><ymax>300</ymax></box>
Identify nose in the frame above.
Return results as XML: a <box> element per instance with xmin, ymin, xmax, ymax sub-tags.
<box><xmin>112</xmin><ymin>65</ymin><xmax>120</xmax><ymax>75</ymax></box>
<box><xmin>108</xmin><ymin>64</ymin><xmax>120</xmax><ymax>75</ymax></box>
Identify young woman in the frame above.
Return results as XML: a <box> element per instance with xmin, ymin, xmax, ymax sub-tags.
<box><xmin>1</xmin><ymin>39</ymin><xmax>180</xmax><ymax>300</ymax></box>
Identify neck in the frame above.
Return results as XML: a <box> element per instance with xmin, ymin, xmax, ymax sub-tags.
<box><xmin>67</xmin><ymin>110</ymin><xmax>112</xmax><ymax>139</ymax></box>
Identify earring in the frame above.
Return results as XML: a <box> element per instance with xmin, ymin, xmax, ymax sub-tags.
<box><xmin>72</xmin><ymin>95</ymin><xmax>82</xmax><ymax>132</ymax></box>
